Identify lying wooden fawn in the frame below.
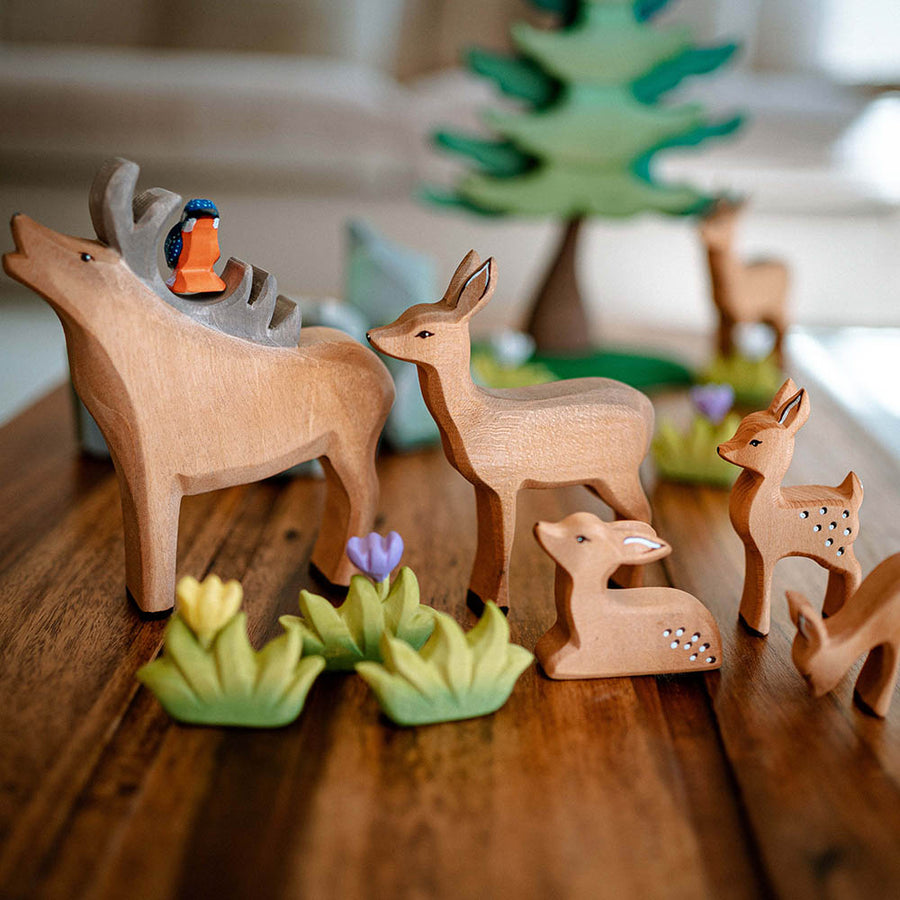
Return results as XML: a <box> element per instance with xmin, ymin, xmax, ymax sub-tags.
<box><xmin>368</xmin><ymin>251</ymin><xmax>654</xmax><ymax>613</ymax></box>
<box><xmin>3</xmin><ymin>158</ymin><xmax>394</xmax><ymax>614</ymax></box>
<box><xmin>787</xmin><ymin>553</ymin><xmax>900</xmax><ymax>717</ymax></box>
<box><xmin>534</xmin><ymin>512</ymin><xmax>722</xmax><ymax>678</ymax></box>
<box><xmin>718</xmin><ymin>379</ymin><xmax>862</xmax><ymax>635</ymax></box>
<box><xmin>698</xmin><ymin>198</ymin><xmax>789</xmax><ymax>366</ymax></box>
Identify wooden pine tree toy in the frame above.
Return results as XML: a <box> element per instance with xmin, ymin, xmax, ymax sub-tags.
<box><xmin>367</xmin><ymin>251</ymin><xmax>654</xmax><ymax>614</ymax></box>
<box><xmin>698</xmin><ymin>198</ymin><xmax>789</xmax><ymax>367</ymax></box>
<box><xmin>534</xmin><ymin>512</ymin><xmax>721</xmax><ymax>679</ymax></box>
<box><xmin>717</xmin><ymin>379</ymin><xmax>863</xmax><ymax>636</ymax></box>
<box><xmin>3</xmin><ymin>157</ymin><xmax>394</xmax><ymax>614</ymax></box>
<box><xmin>787</xmin><ymin>553</ymin><xmax>900</xmax><ymax>718</ymax></box>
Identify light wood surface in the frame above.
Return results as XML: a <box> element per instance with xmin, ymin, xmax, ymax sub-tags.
<box><xmin>699</xmin><ymin>198</ymin><xmax>789</xmax><ymax>365</ymax></box>
<box><xmin>534</xmin><ymin>512</ymin><xmax>722</xmax><ymax>679</ymax></box>
<box><xmin>3</xmin><ymin>164</ymin><xmax>395</xmax><ymax>613</ymax></box>
<box><xmin>2</xmin><ymin>377</ymin><xmax>900</xmax><ymax>899</ymax></box>
<box><xmin>368</xmin><ymin>250</ymin><xmax>654</xmax><ymax>612</ymax></box>
<box><xmin>718</xmin><ymin>378</ymin><xmax>863</xmax><ymax>635</ymax></box>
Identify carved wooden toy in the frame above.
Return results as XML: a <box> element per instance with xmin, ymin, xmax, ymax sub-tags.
<box><xmin>164</xmin><ymin>198</ymin><xmax>227</xmax><ymax>294</ymax></box>
<box><xmin>534</xmin><ymin>512</ymin><xmax>721</xmax><ymax>679</ymax></box>
<box><xmin>699</xmin><ymin>198</ymin><xmax>789</xmax><ymax>366</ymax></box>
<box><xmin>3</xmin><ymin>157</ymin><xmax>394</xmax><ymax>614</ymax></box>
<box><xmin>787</xmin><ymin>553</ymin><xmax>900</xmax><ymax>718</ymax></box>
<box><xmin>367</xmin><ymin>251</ymin><xmax>654</xmax><ymax>613</ymax></box>
<box><xmin>717</xmin><ymin>379</ymin><xmax>862</xmax><ymax>636</ymax></box>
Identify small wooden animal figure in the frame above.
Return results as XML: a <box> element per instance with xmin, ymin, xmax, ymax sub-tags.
<box><xmin>164</xmin><ymin>198</ymin><xmax>227</xmax><ymax>294</ymax></box>
<box><xmin>698</xmin><ymin>198</ymin><xmax>789</xmax><ymax>366</ymax></box>
<box><xmin>367</xmin><ymin>251</ymin><xmax>654</xmax><ymax>613</ymax></box>
<box><xmin>787</xmin><ymin>553</ymin><xmax>900</xmax><ymax>718</ymax></box>
<box><xmin>717</xmin><ymin>379</ymin><xmax>863</xmax><ymax>636</ymax></box>
<box><xmin>3</xmin><ymin>158</ymin><xmax>395</xmax><ymax>614</ymax></box>
<box><xmin>534</xmin><ymin>512</ymin><xmax>722</xmax><ymax>679</ymax></box>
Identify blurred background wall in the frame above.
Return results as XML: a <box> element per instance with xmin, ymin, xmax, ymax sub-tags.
<box><xmin>1</xmin><ymin>0</ymin><xmax>899</xmax><ymax>420</ymax></box>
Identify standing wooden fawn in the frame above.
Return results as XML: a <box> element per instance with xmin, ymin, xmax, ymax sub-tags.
<box><xmin>534</xmin><ymin>513</ymin><xmax>722</xmax><ymax>679</ymax></box>
<box><xmin>698</xmin><ymin>198</ymin><xmax>789</xmax><ymax>366</ymax></box>
<box><xmin>3</xmin><ymin>158</ymin><xmax>394</xmax><ymax>614</ymax></box>
<box><xmin>717</xmin><ymin>379</ymin><xmax>862</xmax><ymax>636</ymax></box>
<box><xmin>787</xmin><ymin>553</ymin><xmax>900</xmax><ymax>717</ymax></box>
<box><xmin>367</xmin><ymin>251</ymin><xmax>654</xmax><ymax>613</ymax></box>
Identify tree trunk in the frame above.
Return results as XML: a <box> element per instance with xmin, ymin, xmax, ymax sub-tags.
<box><xmin>525</xmin><ymin>216</ymin><xmax>592</xmax><ymax>355</ymax></box>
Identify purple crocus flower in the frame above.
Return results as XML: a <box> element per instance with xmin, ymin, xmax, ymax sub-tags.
<box><xmin>690</xmin><ymin>383</ymin><xmax>734</xmax><ymax>425</ymax></box>
<box><xmin>346</xmin><ymin>531</ymin><xmax>404</xmax><ymax>583</ymax></box>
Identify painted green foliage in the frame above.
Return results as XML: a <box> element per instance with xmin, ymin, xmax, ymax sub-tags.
<box><xmin>356</xmin><ymin>602</ymin><xmax>534</xmax><ymax>726</ymax></box>
<box><xmin>430</xmin><ymin>0</ymin><xmax>742</xmax><ymax>217</ymax></box>
<box><xmin>653</xmin><ymin>413</ymin><xmax>741</xmax><ymax>488</ymax></box>
<box><xmin>280</xmin><ymin>568</ymin><xmax>436</xmax><ymax>671</ymax></box>
<box><xmin>137</xmin><ymin>576</ymin><xmax>325</xmax><ymax>728</ymax></box>
<box><xmin>701</xmin><ymin>353</ymin><xmax>783</xmax><ymax>408</ymax></box>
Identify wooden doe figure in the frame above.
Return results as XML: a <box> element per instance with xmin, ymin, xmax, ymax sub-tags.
<box><xmin>787</xmin><ymin>554</ymin><xmax>900</xmax><ymax>718</ymax></box>
<box><xmin>3</xmin><ymin>158</ymin><xmax>394</xmax><ymax>614</ymax></box>
<box><xmin>717</xmin><ymin>379</ymin><xmax>862</xmax><ymax>636</ymax></box>
<box><xmin>534</xmin><ymin>512</ymin><xmax>721</xmax><ymax>679</ymax></box>
<box><xmin>367</xmin><ymin>251</ymin><xmax>654</xmax><ymax>613</ymax></box>
<box><xmin>698</xmin><ymin>198</ymin><xmax>789</xmax><ymax>366</ymax></box>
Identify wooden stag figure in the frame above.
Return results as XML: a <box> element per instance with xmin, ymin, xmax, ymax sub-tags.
<box><xmin>787</xmin><ymin>553</ymin><xmax>900</xmax><ymax>718</ymax></box>
<box><xmin>368</xmin><ymin>251</ymin><xmax>654</xmax><ymax>613</ymax></box>
<box><xmin>3</xmin><ymin>158</ymin><xmax>394</xmax><ymax>614</ymax></box>
<box><xmin>717</xmin><ymin>379</ymin><xmax>862</xmax><ymax>636</ymax></box>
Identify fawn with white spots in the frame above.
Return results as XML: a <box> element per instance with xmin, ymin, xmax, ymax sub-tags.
<box><xmin>718</xmin><ymin>379</ymin><xmax>862</xmax><ymax>636</ymax></box>
<box><xmin>533</xmin><ymin>512</ymin><xmax>721</xmax><ymax>679</ymax></box>
<box><xmin>787</xmin><ymin>553</ymin><xmax>900</xmax><ymax>717</ymax></box>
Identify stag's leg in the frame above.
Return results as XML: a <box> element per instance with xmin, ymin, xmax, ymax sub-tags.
<box><xmin>311</xmin><ymin>444</ymin><xmax>379</xmax><ymax>588</ymax></box>
<box><xmin>823</xmin><ymin>553</ymin><xmax>862</xmax><ymax>618</ymax></box>
<box><xmin>587</xmin><ymin>473</ymin><xmax>652</xmax><ymax>589</ymax></box>
<box><xmin>739</xmin><ymin>546</ymin><xmax>773</xmax><ymax>635</ymax></box>
<box><xmin>766</xmin><ymin>316</ymin><xmax>787</xmax><ymax>368</ymax></box>
<box><xmin>854</xmin><ymin>643</ymin><xmax>900</xmax><ymax>718</ymax></box>
<box><xmin>467</xmin><ymin>487</ymin><xmax>516</xmax><ymax>615</ymax></box>
<box><xmin>113</xmin><ymin>460</ymin><xmax>182</xmax><ymax>615</ymax></box>
<box><xmin>717</xmin><ymin>313</ymin><xmax>735</xmax><ymax>359</ymax></box>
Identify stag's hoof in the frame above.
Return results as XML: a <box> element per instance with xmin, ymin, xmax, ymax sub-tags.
<box><xmin>467</xmin><ymin>589</ymin><xmax>508</xmax><ymax>618</ymax></box>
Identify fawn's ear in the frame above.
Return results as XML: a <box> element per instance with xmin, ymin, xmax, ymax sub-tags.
<box><xmin>768</xmin><ymin>378</ymin><xmax>798</xmax><ymax>414</ymax></box>
<box><xmin>775</xmin><ymin>388</ymin><xmax>809</xmax><ymax>433</ymax></box>
<box><xmin>450</xmin><ymin>258</ymin><xmax>496</xmax><ymax>320</ymax></box>
<box><xmin>617</xmin><ymin>530</ymin><xmax>671</xmax><ymax>563</ymax></box>
<box><xmin>786</xmin><ymin>591</ymin><xmax>825</xmax><ymax>646</ymax></box>
<box><xmin>442</xmin><ymin>250</ymin><xmax>482</xmax><ymax>305</ymax></box>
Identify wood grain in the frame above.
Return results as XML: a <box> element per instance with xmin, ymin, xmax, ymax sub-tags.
<box><xmin>0</xmin><ymin>381</ymin><xmax>898</xmax><ymax>899</ymax></box>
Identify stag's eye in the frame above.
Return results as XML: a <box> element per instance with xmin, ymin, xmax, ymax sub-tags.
<box><xmin>749</xmin><ymin>439</ymin><xmax>762</xmax><ymax>446</ymax></box>
<box><xmin>575</xmin><ymin>535</ymin><xmax>589</xmax><ymax>543</ymax></box>
<box><xmin>80</xmin><ymin>252</ymin><xmax>93</xmax><ymax>262</ymax></box>
<box><xmin>415</xmin><ymin>330</ymin><xmax>434</xmax><ymax>339</ymax></box>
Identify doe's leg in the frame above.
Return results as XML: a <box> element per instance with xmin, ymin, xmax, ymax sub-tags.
<box><xmin>468</xmin><ymin>487</ymin><xmax>516</xmax><ymax>615</ymax></box>
<box><xmin>588</xmin><ymin>473</ymin><xmax>652</xmax><ymax>589</ymax></box>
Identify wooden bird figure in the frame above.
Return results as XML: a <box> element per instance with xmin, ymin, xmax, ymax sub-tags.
<box><xmin>3</xmin><ymin>157</ymin><xmax>395</xmax><ymax>614</ymax></box>
<box><xmin>698</xmin><ymin>198</ymin><xmax>789</xmax><ymax>366</ymax></box>
<box><xmin>788</xmin><ymin>553</ymin><xmax>900</xmax><ymax>718</ymax></box>
<box><xmin>717</xmin><ymin>379</ymin><xmax>863</xmax><ymax>636</ymax></box>
<box><xmin>164</xmin><ymin>198</ymin><xmax>227</xmax><ymax>294</ymax></box>
<box><xmin>367</xmin><ymin>251</ymin><xmax>654</xmax><ymax>613</ymax></box>
<box><xmin>534</xmin><ymin>512</ymin><xmax>722</xmax><ymax>679</ymax></box>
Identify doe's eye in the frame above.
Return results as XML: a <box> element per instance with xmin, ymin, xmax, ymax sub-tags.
<box><xmin>749</xmin><ymin>439</ymin><xmax>762</xmax><ymax>447</ymax></box>
<box><xmin>415</xmin><ymin>330</ymin><xmax>434</xmax><ymax>339</ymax></box>
<box><xmin>80</xmin><ymin>252</ymin><xmax>93</xmax><ymax>262</ymax></box>
<box><xmin>575</xmin><ymin>535</ymin><xmax>589</xmax><ymax>543</ymax></box>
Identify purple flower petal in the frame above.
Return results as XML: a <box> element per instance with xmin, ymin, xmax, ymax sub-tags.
<box><xmin>690</xmin><ymin>383</ymin><xmax>734</xmax><ymax>425</ymax></box>
<box><xmin>346</xmin><ymin>531</ymin><xmax>405</xmax><ymax>582</ymax></box>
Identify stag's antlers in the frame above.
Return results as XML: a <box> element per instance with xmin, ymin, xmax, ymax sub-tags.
<box><xmin>89</xmin><ymin>158</ymin><xmax>300</xmax><ymax>347</ymax></box>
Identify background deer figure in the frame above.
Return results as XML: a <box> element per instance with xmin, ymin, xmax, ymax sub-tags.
<box><xmin>3</xmin><ymin>158</ymin><xmax>394</xmax><ymax>614</ymax></box>
<box><xmin>367</xmin><ymin>251</ymin><xmax>654</xmax><ymax>613</ymax></box>
<box><xmin>717</xmin><ymin>379</ymin><xmax>862</xmax><ymax>636</ymax></box>
<box><xmin>698</xmin><ymin>198</ymin><xmax>789</xmax><ymax>366</ymax></box>
<box><xmin>533</xmin><ymin>512</ymin><xmax>721</xmax><ymax>678</ymax></box>
<box><xmin>787</xmin><ymin>553</ymin><xmax>900</xmax><ymax>717</ymax></box>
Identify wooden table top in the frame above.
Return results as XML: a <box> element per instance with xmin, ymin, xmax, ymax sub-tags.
<box><xmin>2</xmin><ymin>381</ymin><xmax>900</xmax><ymax>900</ymax></box>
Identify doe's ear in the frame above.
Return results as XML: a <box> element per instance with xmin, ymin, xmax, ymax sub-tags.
<box><xmin>442</xmin><ymin>250</ymin><xmax>482</xmax><ymax>305</ymax></box>
<box><xmin>451</xmin><ymin>258</ymin><xmax>496</xmax><ymax>320</ymax></box>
